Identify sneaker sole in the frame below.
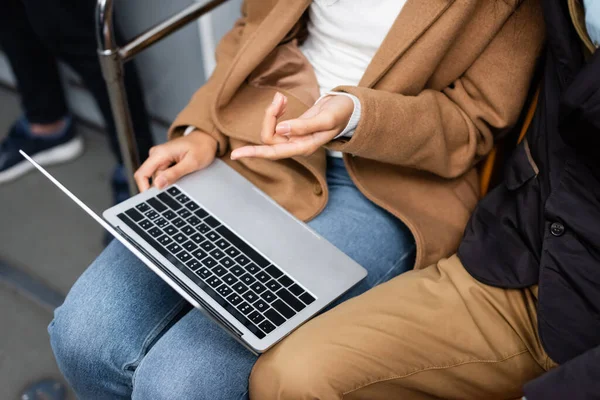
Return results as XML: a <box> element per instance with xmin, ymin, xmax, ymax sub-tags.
<box><xmin>0</xmin><ymin>136</ymin><xmax>85</xmax><ymax>184</ymax></box>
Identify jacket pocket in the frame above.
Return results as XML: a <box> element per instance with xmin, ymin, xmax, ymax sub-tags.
<box><xmin>504</xmin><ymin>139</ymin><xmax>539</xmax><ymax>190</ymax></box>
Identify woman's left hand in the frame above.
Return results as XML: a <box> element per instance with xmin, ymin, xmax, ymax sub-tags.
<box><xmin>230</xmin><ymin>92</ymin><xmax>353</xmax><ymax>160</ymax></box>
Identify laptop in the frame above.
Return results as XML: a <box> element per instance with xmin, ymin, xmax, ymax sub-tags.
<box><xmin>20</xmin><ymin>150</ymin><xmax>367</xmax><ymax>354</ymax></box>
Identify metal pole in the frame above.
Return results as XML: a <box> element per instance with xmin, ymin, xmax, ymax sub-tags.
<box><xmin>96</xmin><ymin>0</ymin><xmax>140</xmax><ymax>196</ymax></box>
<box><xmin>95</xmin><ymin>0</ymin><xmax>231</xmax><ymax>196</ymax></box>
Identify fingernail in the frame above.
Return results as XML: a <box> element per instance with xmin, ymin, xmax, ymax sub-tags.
<box><xmin>272</xmin><ymin>92</ymin><xmax>281</xmax><ymax>104</ymax></box>
<box><xmin>276</xmin><ymin>122</ymin><xmax>291</xmax><ymax>135</ymax></box>
<box><xmin>155</xmin><ymin>176</ymin><xmax>167</xmax><ymax>189</ymax></box>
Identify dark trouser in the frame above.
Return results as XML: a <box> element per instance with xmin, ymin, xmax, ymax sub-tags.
<box><xmin>0</xmin><ymin>0</ymin><xmax>153</xmax><ymax>163</ymax></box>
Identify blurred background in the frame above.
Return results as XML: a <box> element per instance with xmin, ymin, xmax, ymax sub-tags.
<box><xmin>0</xmin><ymin>0</ymin><xmax>241</xmax><ymax>397</ymax></box>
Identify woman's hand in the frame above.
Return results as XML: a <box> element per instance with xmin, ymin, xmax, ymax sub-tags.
<box><xmin>230</xmin><ymin>92</ymin><xmax>353</xmax><ymax>161</ymax></box>
<box><xmin>134</xmin><ymin>130</ymin><xmax>218</xmax><ymax>192</ymax></box>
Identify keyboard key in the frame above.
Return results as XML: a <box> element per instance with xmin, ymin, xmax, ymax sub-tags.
<box><xmin>210</xmin><ymin>249</ymin><xmax>225</xmax><ymax>260</ymax></box>
<box><xmin>221</xmin><ymin>257</ymin><xmax>235</xmax><ymax>268</ymax></box>
<box><xmin>230</xmin><ymin>265</ymin><xmax>245</xmax><ymax>277</ymax></box>
<box><xmin>192</xmin><ymin>249</ymin><xmax>207</xmax><ymax>260</ymax></box>
<box><xmin>197</xmin><ymin>223</ymin><xmax>211</xmax><ymax>234</ymax></box>
<box><xmin>136</xmin><ymin>203</ymin><xmax>150</xmax><ymax>213</ymax></box>
<box><xmin>183</xmin><ymin>241</ymin><xmax>197</xmax><ymax>252</ymax></box>
<box><xmin>158</xmin><ymin>235</ymin><xmax>173</xmax><ymax>246</ymax></box>
<box><xmin>254</xmin><ymin>299</ymin><xmax>268</xmax><ymax>313</ymax></box>
<box><xmin>215</xmin><ymin>239</ymin><xmax>230</xmax><ymax>250</ymax></box>
<box><xmin>212</xmin><ymin>266</ymin><xmax>227</xmax><ymax>277</ymax></box>
<box><xmin>181</xmin><ymin>225</ymin><xmax>195</xmax><ymax>236</ymax></box>
<box><xmin>148</xmin><ymin>227</ymin><xmax>162</xmax><ymax>238</ymax></box>
<box><xmin>167</xmin><ymin>187</ymin><xmax>181</xmax><ymax>196</ymax></box>
<box><xmin>232</xmin><ymin>282</ymin><xmax>248</xmax><ymax>294</ymax></box>
<box><xmin>250</xmin><ymin>282</ymin><xmax>266</xmax><ymax>294</ymax></box>
<box><xmin>155</xmin><ymin>218</ymin><xmax>168</xmax><ymax>228</ymax></box>
<box><xmin>225</xmin><ymin>247</ymin><xmax>240</xmax><ymax>258</ymax></box>
<box><xmin>240</xmin><ymin>274</ymin><xmax>256</xmax><ymax>286</ymax></box>
<box><xmin>206</xmin><ymin>276</ymin><xmax>223</xmax><ymax>289</ymax></box>
<box><xmin>264</xmin><ymin>309</ymin><xmax>285</xmax><ymax>326</ymax></box>
<box><xmin>187</xmin><ymin>216</ymin><xmax>201</xmax><ymax>226</ymax></box>
<box><xmin>176</xmin><ymin>194</ymin><xmax>190</xmax><ymax>204</ymax></box>
<box><xmin>278</xmin><ymin>275</ymin><xmax>294</xmax><ymax>288</ymax></box>
<box><xmin>248</xmin><ymin>311</ymin><xmax>265</xmax><ymax>325</ymax></box>
<box><xmin>265</xmin><ymin>265</ymin><xmax>284</xmax><ymax>279</ymax></box>
<box><xmin>222</xmin><ymin>273</ymin><xmax>238</xmax><ymax>286</ymax></box>
<box><xmin>186</xmin><ymin>259</ymin><xmax>201</xmax><ymax>271</ymax></box>
<box><xmin>299</xmin><ymin>292</ymin><xmax>316</xmax><ymax>305</ymax></box>
<box><xmin>166</xmin><ymin>243</ymin><xmax>182</xmax><ymax>254</ymax></box>
<box><xmin>196</xmin><ymin>267</ymin><xmax>211</xmax><ymax>279</ymax></box>
<box><xmin>190</xmin><ymin>233</ymin><xmax>205</xmax><ymax>244</ymax></box>
<box><xmin>237</xmin><ymin>302</ymin><xmax>254</xmax><ymax>315</ymax></box>
<box><xmin>147</xmin><ymin>197</ymin><xmax>167</xmax><ymax>212</ymax></box>
<box><xmin>261</xmin><ymin>291</ymin><xmax>277</xmax><ymax>303</ymax></box>
<box><xmin>204</xmin><ymin>216</ymin><xmax>220</xmax><ymax>228</ymax></box>
<box><xmin>236</xmin><ymin>255</ymin><xmax>250</xmax><ymax>266</ymax></box>
<box><xmin>178</xmin><ymin>209</ymin><xmax>191</xmax><ymax>219</ymax></box>
<box><xmin>173</xmin><ymin>233</ymin><xmax>187</xmax><ymax>244</ymax></box>
<box><xmin>289</xmin><ymin>283</ymin><xmax>304</xmax><ymax>296</ymax></box>
<box><xmin>217</xmin><ymin>285</ymin><xmax>233</xmax><ymax>297</ymax></box>
<box><xmin>172</xmin><ymin>218</ymin><xmax>186</xmax><ymax>228</ymax></box>
<box><xmin>157</xmin><ymin>192</ymin><xmax>182</xmax><ymax>210</ymax></box>
<box><xmin>177</xmin><ymin>251</ymin><xmax>191</xmax><ymax>263</ymax></box>
<box><xmin>125</xmin><ymin>208</ymin><xmax>144</xmax><ymax>222</ymax></box>
<box><xmin>206</xmin><ymin>231</ymin><xmax>219</xmax><ymax>242</ymax></box>
<box><xmin>272</xmin><ymin>299</ymin><xmax>295</xmax><ymax>319</ymax></box>
<box><xmin>266</xmin><ymin>279</ymin><xmax>282</xmax><ymax>292</ymax></box>
<box><xmin>163</xmin><ymin>225</ymin><xmax>178</xmax><ymax>236</ymax></box>
<box><xmin>216</xmin><ymin>226</ymin><xmax>271</xmax><ymax>268</ymax></box>
<box><xmin>256</xmin><ymin>271</ymin><xmax>271</xmax><ymax>283</ymax></box>
<box><xmin>201</xmin><ymin>241</ymin><xmax>215</xmax><ymax>251</ymax></box>
<box><xmin>201</xmin><ymin>257</ymin><xmax>217</xmax><ymax>268</ymax></box>
<box><xmin>243</xmin><ymin>291</ymin><xmax>259</xmax><ymax>303</ymax></box>
<box><xmin>258</xmin><ymin>320</ymin><xmax>276</xmax><ymax>334</ymax></box>
<box><xmin>163</xmin><ymin>210</ymin><xmax>177</xmax><ymax>220</ymax></box>
<box><xmin>135</xmin><ymin>217</ymin><xmax>153</xmax><ymax>229</ymax></box>
<box><xmin>227</xmin><ymin>293</ymin><xmax>242</xmax><ymax>306</ymax></box>
<box><xmin>145</xmin><ymin>210</ymin><xmax>159</xmax><ymax>220</ymax></box>
<box><xmin>277</xmin><ymin>288</ymin><xmax>306</xmax><ymax>312</ymax></box>
<box><xmin>186</xmin><ymin>202</ymin><xmax>200</xmax><ymax>211</ymax></box>
<box><xmin>195</xmin><ymin>208</ymin><xmax>209</xmax><ymax>218</ymax></box>
<box><xmin>245</xmin><ymin>263</ymin><xmax>260</xmax><ymax>274</ymax></box>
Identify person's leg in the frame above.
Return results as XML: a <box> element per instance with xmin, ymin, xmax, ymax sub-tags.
<box><xmin>49</xmin><ymin>241</ymin><xmax>192</xmax><ymax>399</ymax></box>
<box><xmin>0</xmin><ymin>0</ymin><xmax>67</xmax><ymax>125</ymax></box>
<box><xmin>308</xmin><ymin>157</ymin><xmax>415</xmax><ymax>302</ymax></box>
<box><xmin>250</xmin><ymin>255</ymin><xmax>555</xmax><ymax>399</ymax></box>
<box><xmin>131</xmin><ymin>309</ymin><xmax>257</xmax><ymax>400</ymax></box>
<box><xmin>19</xmin><ymin>0</ymin><xmax>154</xmax><ymax>163</ymax></box>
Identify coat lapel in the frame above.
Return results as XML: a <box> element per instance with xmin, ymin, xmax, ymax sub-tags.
<box><xmin>217</xmin><ymin>0</ymin><xmax>311</xmax><ymax>106</ymax></box>
<box><xmin>359</xmin><ymin>0</ymin><xmax>454</xmax><ymax>88</ymax></box>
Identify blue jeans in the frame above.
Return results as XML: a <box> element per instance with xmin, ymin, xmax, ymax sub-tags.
<box><xmin>49</xmin><ymin>158</ymin><xmax>415</xmax><ymax>400</ymax></box>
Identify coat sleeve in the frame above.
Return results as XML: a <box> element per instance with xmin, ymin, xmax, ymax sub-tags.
<box><xmin>523</xmin><ymin>346</ymin><xmax>600</xmax><ymax>399</ymax></box>
<box><xmin>327</xmin><ymin>0</ymin><xmax>545</xmax><ymax>178</ymax></box>
<box><xmin>167</xmin><ymin>2</ymin><xmax>248</xmax><ymax>156</ymax></box>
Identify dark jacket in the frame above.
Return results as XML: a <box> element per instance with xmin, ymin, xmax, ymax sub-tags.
<box><xmin>457</xmin><ymin>1</ymin><xmax>600</xmax><ymax>398</ymax></box>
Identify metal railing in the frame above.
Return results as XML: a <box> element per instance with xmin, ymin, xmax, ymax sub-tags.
<box><xmin>95</xmin><ymin>0</ymin><xmax>230</xmax><ymax>195</ymax></box>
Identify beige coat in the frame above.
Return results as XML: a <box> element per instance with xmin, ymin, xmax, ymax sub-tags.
<box><xmin>169</xmin><ymin>0</ymin><xmax>545</xmax><ymax>269</ymax></box>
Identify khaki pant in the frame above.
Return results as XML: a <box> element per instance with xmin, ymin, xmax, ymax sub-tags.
<box><xmin>249</xmin><ymin>255</ymin><xmax>557</xmax><ymax>399</ymax></box>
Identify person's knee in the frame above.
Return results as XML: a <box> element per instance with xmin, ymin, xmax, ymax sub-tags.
<box><xmin>250</xmin><ymin>340</ymin><xmax>341</xmax><ymax>400</ymax></box>
<box><xmin>48</xmin><ymin>297</ymin><xmax>103</xmax><ymax>387</ymax></box>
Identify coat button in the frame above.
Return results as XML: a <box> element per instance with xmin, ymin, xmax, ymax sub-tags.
<box><xmin>313</xmin><ymin>184</ymin><xmax>323</xmax><ymax>196</ymax></box>
<box><xmin>550</xmin><ymin>222</ymin><xmax>565</xmax><ymax>237</ymax></box>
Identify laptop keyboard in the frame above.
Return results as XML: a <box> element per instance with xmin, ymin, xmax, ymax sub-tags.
<box><xmin>117</xmin><ymin>186</ymin><xmax>316</xmax><ymax>339</ymax></box>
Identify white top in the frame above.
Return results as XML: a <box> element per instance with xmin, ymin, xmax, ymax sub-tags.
<box><xmin>188</xmin><ymin>0</ymin><xmax>406</xmax><ymax>157</ymax></box>
<box><xmin>300</xmin><ymin>0</ymin><xmax>406</xmax><ymax>156</ymax></box>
